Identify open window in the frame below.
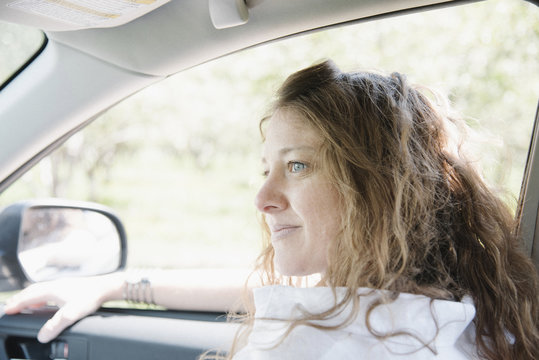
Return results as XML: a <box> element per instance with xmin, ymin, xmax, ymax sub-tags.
<box><xmin>0</xmin><ymin>0</ymin><xmax>538</xmax><ymax>298</ymax></box>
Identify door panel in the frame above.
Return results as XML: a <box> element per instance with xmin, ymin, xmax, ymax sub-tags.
<box><xmin>0</xmin><ymin>307</ymin><xmax>236</xmax><ymax>360</ymax></box>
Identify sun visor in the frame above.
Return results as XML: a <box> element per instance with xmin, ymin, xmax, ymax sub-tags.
<box><xmin>0</xmin><ymin>0</ymin><xmax>170</xmax><ymax>31</ymax></box>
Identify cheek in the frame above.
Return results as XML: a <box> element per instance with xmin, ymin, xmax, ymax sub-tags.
<box><xmin>296</xmin><ymin>182</ymin><xmax>342</xmax><ymax>236</ymax></box>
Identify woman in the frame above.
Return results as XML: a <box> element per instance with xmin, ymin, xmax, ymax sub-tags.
<box><xmin>6</xmin><ymin>60</ymin><xmax>538</xmax><ymax>359</ymax></box>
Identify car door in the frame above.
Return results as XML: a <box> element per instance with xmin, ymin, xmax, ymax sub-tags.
<box><xmin>0</xmin><ymin>1</ymin><xmax>538</xmax><ymax>359</ymax></box>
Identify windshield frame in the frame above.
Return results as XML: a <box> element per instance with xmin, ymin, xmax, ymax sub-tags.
<box><xmin>0</xmin><ymin>28</ymin><xmax>47</xmax><ymax>92</ymax></box>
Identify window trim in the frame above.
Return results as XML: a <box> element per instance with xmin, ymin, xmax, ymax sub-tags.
<box><xmin>516</xmin><ymin>100</ymin><xmax>539</xmax><ymax>271</ymax></box>
<box><xmin>0</xmin><ymin>32</ymin><xmax>48</xmax><ymax>92</ymax></box>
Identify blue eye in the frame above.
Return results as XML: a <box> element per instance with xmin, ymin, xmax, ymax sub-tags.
<box><xmin>288</xmin><ymin>161</ymin><xmax>307</xmax><ymax>173</ymax></box>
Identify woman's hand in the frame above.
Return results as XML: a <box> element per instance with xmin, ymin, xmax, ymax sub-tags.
<box><xmin>4</xmin><ymin>273</ymin><xmax>123</xmax><ymax>343</ymax></box>
<box><xmin>3</xmin><ymin>268</ymin><xmax>250</xmax><ymax>343</ymax></box>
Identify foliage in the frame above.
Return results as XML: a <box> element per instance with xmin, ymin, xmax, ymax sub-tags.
<box><xmin>1</xmin><ymin>0</ymin><xmax>538</xmax><ymax>268</ymax></box>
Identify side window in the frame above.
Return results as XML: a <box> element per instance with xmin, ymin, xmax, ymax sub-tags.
<box><xmin>1</xmin><ymin>0</ymin><xmax>538</xmax><ymax>273</ymax></box>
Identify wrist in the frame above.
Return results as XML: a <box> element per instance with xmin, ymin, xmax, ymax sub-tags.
<box><xmin>122</xmin><ymin>272</ymin><xmax>155</xmax><ymax>305</ymax></box>
<box><xmin>98</xmin><ymin>271</ymin><xmax>128</xmax><ymax>303</ymax></box>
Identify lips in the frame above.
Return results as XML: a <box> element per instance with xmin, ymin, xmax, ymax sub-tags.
<box><xmin>269</xmin><ymin>224</ymin><xmax>301</xmax><ymax>240</ymax></box>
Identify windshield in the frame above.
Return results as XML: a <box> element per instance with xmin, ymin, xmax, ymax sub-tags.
<box><xmin>0</xmin><ymin>21</ymin><xmax>45</xmax><ymax>86</ymax></box>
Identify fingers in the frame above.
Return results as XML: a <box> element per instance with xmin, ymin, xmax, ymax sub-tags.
<box><xmin>37</xmin><ymin>306</ymin><xmax>74</xmax><ymax>343</ymax></box>
<box><xmin>4</xmin><ymin>289</ymin><xmax>49</xmax><ymax>314</ymax></box>
<box><xmin>4</xmin><ymin>281</ymin><xmax>69</xmax><ymax>315</ymax></box>
<box><xmin>4</xmin><ymin>276</ymin><xmax>114</xmax><ymax>343</ymax></box>
<box><xmin>37</xmin><ymin>301</ymin><xmax>98</xmax><ymax>343</ymax></box>
<box><xmin>4</xmin><ymin>279</ymin><xmax>107</xmax><ymax>344</ymax></box>
<box><xmin>4</xmin><ymin>288</ymin><xmax>65</xmax><ymax>343</ymax></box>
<box><xmin>4</xmin><ymin>301</ymin><xmax>48</xmax><ymax>314</ymax></box>
<box><xmin>38</xmin><ymin>319</ymin><xmax>62</xmax><ymax>343</ymax></box>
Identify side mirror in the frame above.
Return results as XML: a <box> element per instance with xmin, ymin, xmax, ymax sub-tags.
<box><xmin>0</xmin><ymin>199</ymin><xmax>127</xmax><ymax>291</ymax></box>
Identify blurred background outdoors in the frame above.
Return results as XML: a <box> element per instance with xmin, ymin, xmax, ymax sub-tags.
<box><xmin>1</xmin><ymin>0</ymin><xmax>538</xmax><ymax>269</ymax></box>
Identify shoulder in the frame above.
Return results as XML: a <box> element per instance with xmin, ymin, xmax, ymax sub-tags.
<box><xmin>242</xmin><ymin>286</ymin><xmax>481</xmax><ymax>359</ymax></box>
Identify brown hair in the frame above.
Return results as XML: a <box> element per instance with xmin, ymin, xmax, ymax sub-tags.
<box><xmin>202</xmin><ymin>60</ymin><xmax>538</xmax><ymax>359</ymax></box>
<box><xmin>247</xmin><ymin>60</ymin><xmax>538</xmax><ymax>359</ymax></box>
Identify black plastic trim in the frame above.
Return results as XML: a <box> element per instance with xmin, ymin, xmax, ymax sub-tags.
<box><xmin>516</xmin><ymin>100</ymin><xmax>539</xmax><ymax>271</ymax></box>
<box><xmin>0</xmin><ymin>307</ymin><xmax>236</xmax><ymax>360</ymax></box>
<box><xmin>98</xmin><ymin>307</ymin><xmax>228</xmax><ymax>322</ymax></box>
<box><xmin>0</xmin><ymin>34</ymin><xmax>48</xmax><ymax>93</ymax></box>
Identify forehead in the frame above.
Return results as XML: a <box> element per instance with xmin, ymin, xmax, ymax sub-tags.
<box><xmin>263</xmin><ymin>110</ymin><xmax>322</xmax><ymax>151</ymax></box>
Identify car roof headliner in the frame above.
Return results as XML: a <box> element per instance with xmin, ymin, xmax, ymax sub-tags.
<box><xmin>0</xmin><ymin>0</ymin><xmax>459</xmax><ymax>77</ymax></box>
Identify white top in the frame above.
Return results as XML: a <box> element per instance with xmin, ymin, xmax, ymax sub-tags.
<box><xmin>233</xmin><ymin>285</ymin><xmax>479</xmax><ymax>359</ymax></box>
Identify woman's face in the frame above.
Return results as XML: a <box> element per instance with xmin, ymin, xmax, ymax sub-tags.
<box><xmin>255</xmin><ymin>110</ymin><xmax>342</xmax><ymax>276</ymax></box>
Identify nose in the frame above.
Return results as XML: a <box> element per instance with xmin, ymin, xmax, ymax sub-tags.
<box><xmin>255</xmin><ymin>174</ymin><xmax>287</xmax><ymax>213</ymax></box>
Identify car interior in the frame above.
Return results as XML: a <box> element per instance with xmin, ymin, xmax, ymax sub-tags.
<box><xmin>0</xmin><ymin>0</ymin><xmax>537</xmax><ymax>359</ymax></box>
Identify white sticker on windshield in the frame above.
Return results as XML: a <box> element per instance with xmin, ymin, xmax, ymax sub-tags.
<box><xmin>8</xmin><ymin>0</ymin><xmax>170</xmax><ymax>29</ymax></box>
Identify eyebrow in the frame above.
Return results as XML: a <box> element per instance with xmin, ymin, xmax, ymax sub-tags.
<box><xmin>261</xmin><ymin>146</ymin><xmax>317</xmax><ymax>163</ymax></box>
<box><xmin>278</xmin><ymin>146</ymin><xmax>316</xmax><ymax>155</ymax></box>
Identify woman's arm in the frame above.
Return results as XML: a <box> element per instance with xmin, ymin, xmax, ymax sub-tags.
<box><xmin>147</xmin><ymin>268</ymin><xmax>251</xmax><ymax>312</ymax></box>
<box><xmin>4</xmin><ymin>268</ymin><xmax>253</xmax><ymax>343</ymax></box>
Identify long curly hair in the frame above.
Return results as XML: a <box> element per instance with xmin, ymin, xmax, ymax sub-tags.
<box><xmin>200</xmin><ymin>60</ymin><xmax>538</xmax><ymax>360</ymax></box>
<box><xmin>227</xmin><ymin>60</ymin><xmax>538</xmax><ymax>360</ymax></box>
